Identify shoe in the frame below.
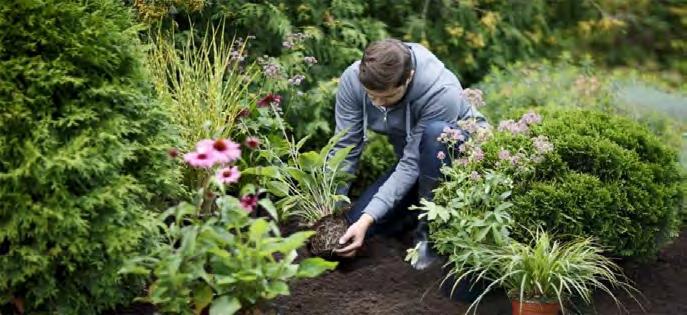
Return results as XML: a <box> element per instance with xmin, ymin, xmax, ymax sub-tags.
<box><xmin>410</xmin><ymin>221</ymin><xmax>441</xmax><ymax>270</ymax></box>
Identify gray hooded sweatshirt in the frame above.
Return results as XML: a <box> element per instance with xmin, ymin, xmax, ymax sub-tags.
<box><xmin>331</xmin><ymin>43</ymin><xmax>487</xmax><ymax>222</ymax></box>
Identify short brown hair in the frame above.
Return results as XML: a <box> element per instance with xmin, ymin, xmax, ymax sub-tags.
<box><xmin>359</xmin><ymin>39</ymin><xmax>412</xmax><ymax>91</ymax></box>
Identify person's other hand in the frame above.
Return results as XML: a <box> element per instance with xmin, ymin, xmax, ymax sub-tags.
<box><xmin>334</xmin><ymin>213</ymin><xmax>374</xmax><ymax>257</ymax></box>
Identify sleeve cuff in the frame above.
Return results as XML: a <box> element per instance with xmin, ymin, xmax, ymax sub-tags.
<box><xmin>362</xmin><ymin>197</ymin><xmax>391</xmax><ymax>223</ymax></box>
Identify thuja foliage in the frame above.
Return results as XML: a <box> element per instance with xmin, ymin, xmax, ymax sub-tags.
<box><xmin>485</xmin><ymin>109</ymin><xmax>685</xmax><ymax>258</ymax></box>
<box><xmin>0</xmin><ymin>0</ymin><xmax>180</xmax><ymax>313</ymax></box>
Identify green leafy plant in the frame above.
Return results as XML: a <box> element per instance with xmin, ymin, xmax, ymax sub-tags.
<box><xmin>451</xmin><ymin>231</ymin><xmax>639</xmax><ymax>314</ymax></box>
<box><xmin>243</xmin><ymin>104</ymin><xmax>353</xmax><ymax>256</ymax></box>
<box><xmin>0</xmin><ymin>0</ymin><xmax>182</xmax><ymax>313</ymax></box>
<box><xmin>122</xmin><ymin>137</ymin><xmax>336</xmax><ymax>314</ymax></box>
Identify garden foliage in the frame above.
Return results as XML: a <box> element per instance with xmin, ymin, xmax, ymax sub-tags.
<box><xmin>426</xmin><ymin>108</ymin><xmax>685</xmax><ymax>258</ymax></box>
<box><xmin>0</xmin><ymin>0</ymin><xmax>180</xmax><ymax>312</ymax></box>
<box><xmin>478</xmin><ymin>60</ymin><xmax>687</xmax><ymax>151</ymax></box>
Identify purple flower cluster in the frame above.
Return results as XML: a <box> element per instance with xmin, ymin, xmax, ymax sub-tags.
<box><xmin>288</xmin><ymin>74</ymin><xmax>305</xmax><ymax>86</ymax></box>
<box><xmin>282</xmin><ymin>32</ymin><xmax>308</xmax><ymax>49</ymax></box>
<box><xmin>532</xmin><ymin>136</ymin><xmax>554</xmax><ymax>154</ymax></box>
<box><xmin>262</xmin><ymin>63</ymin><xmax>280</xmax><ymax>78</ymax></box>
<box><xmin>497</xmin><ymin>111</ymin><xmax>542</xmax><ymax>135</ymax></box>
<box><xmin>462</xmin><ymin>88</ymin><xmax>486</xmax><ymax>108</ymax></box>
<box><xmin>437</xmin><ymin>127</ymin><xmax>465</xmax><ymax>144</ymax></box>
<box><xmin>457</xmin><ymin>118</ymin><xmax>481</xmax><ymax>135</ymax></box>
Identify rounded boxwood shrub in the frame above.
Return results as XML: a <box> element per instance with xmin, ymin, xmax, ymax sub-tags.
<box><xmin>0</xmin><ymin>0</ymin><xmax>181</xmax><ymax>313</ymax></box>
<box><xmin>477</xmin><ymin>108</ymin><xmax>685</xmax><ymax>258</ymax></box>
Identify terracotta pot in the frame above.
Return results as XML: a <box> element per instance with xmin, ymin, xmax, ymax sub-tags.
<box><xmin>511</xmin><ymin>300</ymin><xmax>560</xmax><ymax>315</ymax></box>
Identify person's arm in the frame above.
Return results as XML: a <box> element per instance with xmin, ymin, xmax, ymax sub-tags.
<box><xmin>328</xmin><ymin>67</ymin><xmax>365</xmax><ymax>194</ymax></box>
<box><xmin>335</xmin><ymin>85</ymin><xmax>462</xmax><ymax>257</ymax></box>
<box><xmin>362</xmin><ymin>85</ymin><xmax>462</xmax><ymax>222</ymax></box>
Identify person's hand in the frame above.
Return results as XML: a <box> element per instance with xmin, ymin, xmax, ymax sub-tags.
<box><xmin>334</xmin><ymin>213</ymin><xmax>374</xmax><ymax>257</ymax></box>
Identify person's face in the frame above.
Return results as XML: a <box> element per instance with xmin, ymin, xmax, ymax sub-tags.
<box><xmin>365</xmin><ymin>70</ymin><xmax>414</xmax><ymax>108</ymax></box>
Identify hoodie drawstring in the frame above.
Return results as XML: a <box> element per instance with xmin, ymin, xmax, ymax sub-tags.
<box><xmin>405</xmin><ymin>102</ymin><xmax>412</xmax><ymax>143</ymax></box>
<box><xmin>362</xmin><ymin>93</ymin><xmax>368</xmax><ymax>143</ymax></box>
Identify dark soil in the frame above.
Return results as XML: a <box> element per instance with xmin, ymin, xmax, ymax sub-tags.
<box><xmin>309</xmin><ymin>214</ymin><xmax>349</xmax><ymax>257</ymax></box>
<box><xmin>275</xmin><ymin>230</ymin><xmax>687</xmax><ymax>315</ymax></box>
<box><xmin>109</xmin><ymin>229</ymin><xmax>687</xmax><ymax>315</ymax></box>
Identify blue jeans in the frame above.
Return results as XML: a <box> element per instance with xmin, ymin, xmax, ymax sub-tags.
<box><xmin>346</xmin><ymin>121</ymin><xmax>463</xmax><ymax>235</ymax></box>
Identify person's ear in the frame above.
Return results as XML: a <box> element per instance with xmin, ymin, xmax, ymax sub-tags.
<box><xmin>406</xmin><ymin>70</ymin><xmax>415</xmax><ymax>85</ymax></box>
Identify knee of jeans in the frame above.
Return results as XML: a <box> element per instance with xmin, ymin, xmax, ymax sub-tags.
<box><xmin>421</xmin><ymin>121</ymin><xmax>452</xmax><ymax>148</ymax></box>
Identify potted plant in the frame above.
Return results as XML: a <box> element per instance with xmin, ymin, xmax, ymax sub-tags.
<box><xmin>451</xmin><ymin>230</ymin><xmax>639</xmax><ymax>315</ymax></box>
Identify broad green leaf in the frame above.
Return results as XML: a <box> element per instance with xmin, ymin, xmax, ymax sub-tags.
<box><xmin>240</xmin><ymin>183</ymin><xmax>257</xmax><ymax>196</ymax></box>
<box><xmin>258</xmin><ymin>199</ymin><xmax>280</xmax><ymax>221</ymax></box>
<box><xmin>249</xmin><ymin>219</ymin><xmax>269</xmax><ymax>241</ymax></box>
<box><xmin>193</xmin><ymin>284</ymin><xmax>214</xmax><ymax>315</ymax></box>
<box><xmin>298</xmin><ymin>151</ymin><xmax>323</xmax><ymax>172</ymax></box>
<box><xmin>326</xmin><ymin>145</ymin><xmax>353</xmax><ymax>171</ymax></box>
<box><xmin>207</xmin><ymin>247</ymin><xmax>231</xmax><ymax>259</ymax></box>
<box><xmin>242</xmin><ymin>166</ymin><xmax>281</xmax><ymax>179</ymax></box>
<box><xmin>266</xmin><ymin>180</ymin><xmax>290</xmax><ymax>197</ymax></box>
<box><xmin>495</xmin><ymin>202</ymin><xmax>513</xmax><ymax>212</ymax></box>
<box><xmin>286</xmin><ymin>168</ymin><xmax>313</xmax><ymax>187</ymax></box>
<box><xmin>265</xmin><ymin>281</ymin><xmax>290</xmax><ymax>299</ymax></box>
<box><xmin>215</xmin><ymin>275</ymin><xmax>237</xmax><ymax>285</ymax></box>
<box><xmin>270</xmin><ymin>231</ymin><xmax>314</xmax><ymax>254</ymax></box>
<box><xmin>297</xmin><ymin>257</ymin><xmax>338</xmax><ymax>278</ymax></box>
<box><xmin>295</xmin><ymin>135</ymin><xmax>311</xmax><ymax>151</ymax></box>
<box><xmin>209</xmin><ymin>296</ymin><xmax>240</xmax><ymax>315</ymax></box>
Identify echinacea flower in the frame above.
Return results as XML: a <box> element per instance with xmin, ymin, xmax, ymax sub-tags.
<box><xmin>245</xmin><ymin>136</ymin><xmax>261</xmax><ymax>150</ymax></box>
<box><xmin>257</xmin><ymin>93</ymin><xmax>282</xmax><ymax>107</ymax></box>
<box><xmin>183</xmin><ymin>150</ymin><xmax>218</xmax><ymax>168</ymax></box>
<box><xmin>216</xmin><ymin>166</ymin><xmax>241</xmax><ymax>184</ymax></box>
<box><xmin>197</xmin><ymin>138</ymin><xmax>241</xmax><ymax>164</ymax></box>
<box><xmin>240</xmin><ymin>194</ymin><xmax>259</xmax><ymax>212</ymax></box>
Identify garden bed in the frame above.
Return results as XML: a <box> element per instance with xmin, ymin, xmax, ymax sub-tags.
<box><xmin>111</xmin><ymin>229</ymin><xmax>687</xmax><ymax>315</ymax></box>
<box><xmin>276</xmin><ymin>229</ymin><xmax>687</xmax><ymax>315</ymax></box>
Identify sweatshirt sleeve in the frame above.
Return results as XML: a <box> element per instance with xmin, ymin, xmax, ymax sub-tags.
<box><xmin>362</xmin><ymin>85</ymin><xmax>461</xmax><ymax>221</ymax></box>
<box><xmin>328</xmin><ymin>67</ymin><xmax>365</xmax><ymax>196</ymax></box>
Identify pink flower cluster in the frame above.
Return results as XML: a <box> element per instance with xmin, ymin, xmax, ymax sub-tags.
<box><xmin>183</xmin><ymin>138</ymin><xmax>242</xmax><ymax>184</ymax></box>
<box><xmin>304</xmin><ymin>56</ymin><xmax>318</xmax><ymax>65</ymax></box>
<box><xmin>532</xmin><ymin>136</ymin><xmax>554</xmax><ymax>154</ymax></box>
<box><xmin>437</xmin><ymin>127</ymin><xmax>466</xmax><ymax>144</ymax></box>
<box><xmin>462</xmin><ymin>88</ymin><xmax>486</xmax><ymax>108</ymax></box>
<box><xmin>497</xmin><ymin>111</ymin><xmax>542</xmax><ymax>135</ymax></box>
<box><xmin>288</xmin><ymin>74</ymin><xmax>305</xmax><ymax>86</ymax></box>
<box><xmin>282</xmin><ymin>32</ymin><xmax>308</xmax><ymax>49</ymax></box>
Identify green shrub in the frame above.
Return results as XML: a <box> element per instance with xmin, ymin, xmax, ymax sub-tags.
<box><xmin>0</xmin><ymin>0</ymin><xmax>180</xmax><ymax>312</ymax></box>
<box><xmin>486</xmin><ymin>109</ymin><xmax>684</xmax><ymax>258</ymax></box>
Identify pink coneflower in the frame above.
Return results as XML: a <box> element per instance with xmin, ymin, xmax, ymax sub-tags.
<box><xmin>245</xmin><ymin>136</ymin><xmax>261</xmax><ymax>150</ymax></box>
<box><xmin>257</xmin><ymin>93</ymin><xmax>282</xmax><ymax>107</ymax></box>
<box><xmin>216</xmin><ymin>166</ymin><xmax>241</xmax><ymax>184</ymax></box>
<box><xmin>240</xmin><ymin>194</ymin><xmax>259</xmax><ymax>212</ymax></box>
<box><xmin>183</xmin><ymin>150</ymin><xmax>218</xmax><ymax>168</ymax></box>
<box><xmin>197</xmin><ymin>138</ymin><xmax>241</xmax><ymax>164</ymax></box>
